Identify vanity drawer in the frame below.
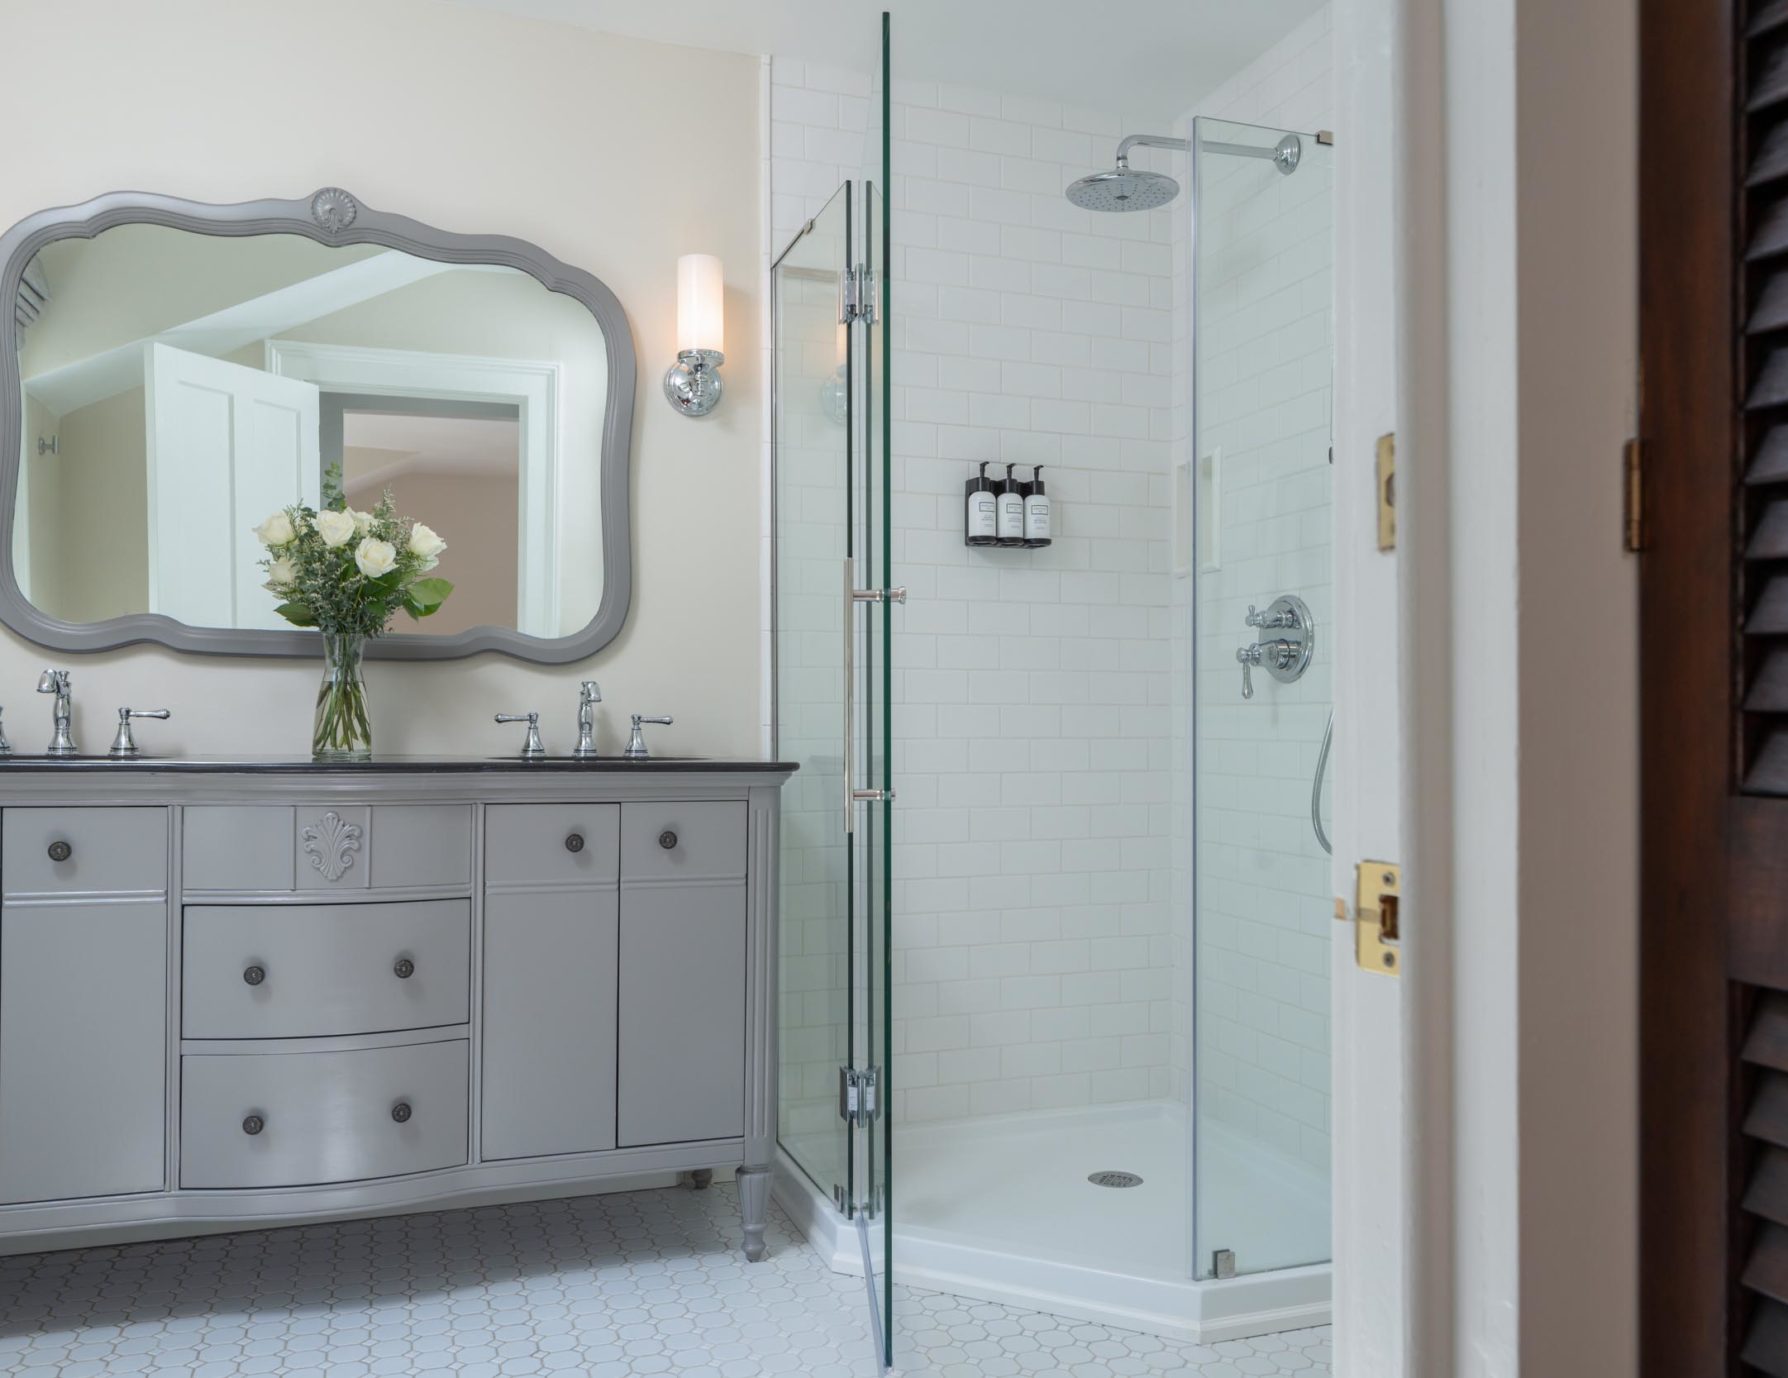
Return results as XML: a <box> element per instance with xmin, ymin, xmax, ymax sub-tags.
<box><xmin>183</xmin><ymin>806</ymin><xmax>473</xmax><ymax>893</ymax></box>
<box><xmin>182</xmin><ymin>900</ymin><xmax>470</xmax><ymax>1039</ymax></box>
<box><xmin>3</xmin><ymin>807</ymin><xmax>167</xmax><ymax>896</ymax></box>
<box><xmin>179</xmin><ymin>1038</ymin><xmax>467</xmax><ymax>1189</ymax></box>
<box><xmin>484</xmin><ymin>804</ymin><xmax>619</xmax><ymax>887</ymax></box>
<box><xmin>620</xmin><ymin>801</ymin><xmax>747</xmax><ymax>883</ymax></box>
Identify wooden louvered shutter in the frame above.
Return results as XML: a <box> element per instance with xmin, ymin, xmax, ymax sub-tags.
<box><xmin>1643</xmin><ymin>2</ymin><xmax>1788</xmax><ymax>1375</ymax></box>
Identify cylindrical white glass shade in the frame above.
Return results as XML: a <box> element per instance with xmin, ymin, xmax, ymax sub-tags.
<box><xmin>676</xmin><ymin>253</ymin><xmax>725</xmax><ymax>355</ymax></box>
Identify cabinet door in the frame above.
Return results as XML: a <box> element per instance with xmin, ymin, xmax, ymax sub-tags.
<box><xmin>481</xmin><ymin>890</ymin><xmax>618</xmax><ymax>1160</ymax></box>
<box><xmin>618</xmin><ymin>885</ymin><xmax>746</xmax><ymax>1146</ymax></box>
<box><xmin>0</xmin><ymin>900</ymin><xmax>167</xmax><ymax>1203</ymax></box>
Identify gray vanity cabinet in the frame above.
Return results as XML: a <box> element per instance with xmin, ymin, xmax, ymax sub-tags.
<box><xmin>0</xmin><ymin>808</ymin><xmax>170</xmax><ymax>1205</ymax></box>
<box><xmin>617</xmin><ymin>801</ymin><xmax>749</xmax><ymax>1147</ymax></box>
<box><xmin>0</xmin><ymin>765</ymin><xmax>789</xmax><ymax>1261</ymax></box>
<box><xmin>481</xmin><ymin>804</ymin><xmax>621</xmax><ymax>1160</ymax></box>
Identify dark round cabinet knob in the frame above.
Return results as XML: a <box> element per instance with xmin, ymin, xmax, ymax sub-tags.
<box><xmin>46</xmin><ymin>840</ymin><xmax>71</xmax><ymax>863</ymax></box>
<box><xmin>241</xmin><ymin>1114</ymin><xmax>265</xmax><ymax>1136</ymax></box>
<box><xmin>391</xmin><ymin>1102</ymin><xmax>413</xmax><ymax>1124</ymax></box>
<box><xmin>392</xmin><ymin>957</ymin><xmax>415</xmax><ymax>980</ymax></box>
<box><xmin>564</xmin><ymin>832</ymin><xmax>585</xmax><ymax>854</ymax></box>
<box><xmin>658</xmin><ymin>830</ymin><xmax>678</xmax><ymax>850</ymax></box>
<box><xmin>242</xmin><ymin>965</ymin><xmax>266</xmax><ymax>987</ymax></box>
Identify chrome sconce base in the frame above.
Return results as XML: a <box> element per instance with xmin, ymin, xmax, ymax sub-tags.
<box><xmin>664</xmin><ymin>349</ymin><xmax>725</xmax><ymax>416</ymax></box>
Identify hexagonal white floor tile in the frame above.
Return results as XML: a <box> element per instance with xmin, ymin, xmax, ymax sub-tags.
<box><xmin>0</xmin><ymin>1185</ymin><xmax>1329</xmax><ymax>1376</ymax></box>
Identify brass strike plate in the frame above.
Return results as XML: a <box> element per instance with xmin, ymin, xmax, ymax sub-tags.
<box><xmin>1376</xmin><ymin>434</ymin><xmax>1396</xmax><ymax>551</ymax></box>
<box><xmin>1355</xmin><ymin>860</ymin><xmax>1402</xmax><ymax>976</ymax></box>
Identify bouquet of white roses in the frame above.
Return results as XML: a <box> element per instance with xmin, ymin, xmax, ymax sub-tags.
<box><xmin>256</xmin><ymin>468</ymin><xmax>452</xmax><ymax>637</ymax></box>
<box><xmin>255</xmin><ymin>467</ymin><xmax>453</xmax><ymax>757</ymax></box>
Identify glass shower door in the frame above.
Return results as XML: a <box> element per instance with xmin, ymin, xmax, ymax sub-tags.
<box><xmin>1191</xmin><ymin>116</ymin><xmax>1335</xmax><ymax>1281</ymax></box>
<box><xmin>772</xmin><ymin>161</ymin><xmax>897</xmax><ymax>1371</ymax></box>
<box><xmin>774</xmin><ymin>183</ymin><xmax>856</xmax><ymax>1213</ymax></box>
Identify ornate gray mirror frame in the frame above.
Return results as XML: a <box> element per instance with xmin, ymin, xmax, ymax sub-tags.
<box><xmin>0</xmin><ymin>187</ymin><xmax>635</xmax><ymax>662</ymax></box>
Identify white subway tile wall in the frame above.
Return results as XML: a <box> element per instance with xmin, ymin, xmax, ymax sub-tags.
<box><xmin>768</xmin><ymin>8</ymin><xmax>1334</xmax><ymax>1140</ymax></box>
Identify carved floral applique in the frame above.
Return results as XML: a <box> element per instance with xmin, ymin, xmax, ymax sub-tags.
<box><xmin>301</xmin><ymin>810</ymin><xmax>363</xmax><ymax>881</ymax></box>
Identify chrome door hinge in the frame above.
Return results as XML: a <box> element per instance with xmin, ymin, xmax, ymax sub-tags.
<box><xmin>852</xmin><ymin>585</ymin><xmax>906</xmax><ymax>604</ymax></box>
<box><xmin>839</xmin><ymin>1065</ymin><xmax>880</xmax><ymax>1126</ymax></box>
<box><xmin>841</xmin><ymin>264</ymin><xmax>877</xmax><ymax>325</ymax></box>
<box><xmin>1213</xmin><ymin>1248</ymin><xmax>1237</xmax><ymax>1279</ymax></box>
<box><xmin>1624</xmin><ymin>437</ymin><xmax>1644</xmax><ymax>553</ymax></box>
<box><xmin>1353</xmin><ymin>860</ymin><xmax>1401</xmax><ymax>975</ymax></box>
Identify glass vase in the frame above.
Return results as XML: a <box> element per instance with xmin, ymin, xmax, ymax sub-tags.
<box><xmin>313</xmin><ymin>632</ymin><xmax>373</xmax><ymax>760</ymax></box>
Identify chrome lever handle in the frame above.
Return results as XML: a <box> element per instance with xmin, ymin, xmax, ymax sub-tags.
<box><xmin>495</xmin><ymin>712</ymin><xmax>544</xmax><ymax>757</ymax></box>
<box><xmin>1245</xmin><ymin>603</ymin><xmax>1299</xmax><ymax>629</ymax></box>
<box><xmin>624</xmin><ymin>713</ymin><xmax>673</xmax><ymax>760</ymax></box>
<box><xmin>1236</xmin><ymin>644</ymin><xmax>1262</xmax><ymax>700</ymax></box>
<box><xmin>110</xmin><ymin>707</ymin><xmax>171</xmax><ymax>757</ymax></box>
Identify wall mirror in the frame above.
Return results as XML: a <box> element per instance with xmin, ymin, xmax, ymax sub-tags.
<box><xmin>0</xmin><ymin>189</ymin><xmax>634</xmax><ymax>660</ymax></box>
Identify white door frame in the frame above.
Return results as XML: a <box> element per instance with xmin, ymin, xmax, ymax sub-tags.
<box><xmin>266</xmin><ymin>339</ymin><xmax>562</xmax><ymax>638</ymax></box>
<box><xmin>1343</xmin><ymin>1</ymin><xmax>1642</xmax><ymax>1374</ymax></box>
<box><xmin>1330</xmin><ymin>1</ymin><xmax>1416</xmax><ymax>1373</ymax></box>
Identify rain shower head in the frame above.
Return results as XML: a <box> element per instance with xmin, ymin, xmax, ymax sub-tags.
<box><xmin>1065</xmin><ymin>130</ymin><xmax>1306</xmax><ymax>213</ymax></box>
<box><xmin>1064</xmin><ymin>164</ymin><xmax>1181</xmax><ymax>213</ymax></box>
<box><xmin>1066</xmin><ymin>132</ymin><xmax>1188</xmax><ymax>213</ymax></box>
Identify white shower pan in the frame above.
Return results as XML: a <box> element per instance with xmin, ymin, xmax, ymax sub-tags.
<box><xmin>775</xmin><ymin>1100</ymin><xmax>1330</xmax><ymax>1344</ymax></box>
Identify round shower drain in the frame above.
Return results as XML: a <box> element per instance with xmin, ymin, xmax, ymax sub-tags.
<box><xmin>1087</xmin><ymin>1170</ymin><xmax>1143</xmax><ymax>1189</ymax></box>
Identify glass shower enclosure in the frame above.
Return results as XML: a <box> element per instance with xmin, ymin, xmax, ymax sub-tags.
<box><xmin>770</xmin><ymin>11</ymin><xmax>1333</xmax><ymax>1360</ymax></box>
<box><xmin>771</xmin><ymin>18</ymin><xmax>896</xmax><ymax>1366</ymax></box>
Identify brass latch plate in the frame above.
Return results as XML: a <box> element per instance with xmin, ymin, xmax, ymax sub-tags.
<box><xmin>1354</xmin><ymin>861</ymin><xmax>1401</xmax><ymax>975</ymax></box>
<box><xmin>1376</xmin><ymin>434</ymin><xmax>1396</xmax><ymax>551</ymax></box>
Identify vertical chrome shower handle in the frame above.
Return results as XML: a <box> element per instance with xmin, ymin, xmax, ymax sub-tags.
<box><xmin>841</xmin><ymin>562</ymin><xmax>908</xmax><ymax>833</ymax></box>
<box><xmin>843</xmin><ymin>559</ymin><xmax>855</xmax><ymax>835</ymax></box>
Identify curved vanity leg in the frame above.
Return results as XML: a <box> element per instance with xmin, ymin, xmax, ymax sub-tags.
<box><xmin>737</xmin><ymin>1164</ymin><xmax>771</xmax><ymax>1261</ymax></box>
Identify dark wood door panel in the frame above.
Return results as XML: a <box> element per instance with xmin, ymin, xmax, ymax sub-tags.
<box><xmin>1640</xmin><ymin>0</ymin><xmax>1741</xmax><ymax>1373</ymax></box>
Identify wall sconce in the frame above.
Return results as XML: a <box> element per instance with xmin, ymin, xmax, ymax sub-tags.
<box><xmin>664</xmin><ymin>253</ymin><xmax>725</xmax><ymax>416</ymax></box>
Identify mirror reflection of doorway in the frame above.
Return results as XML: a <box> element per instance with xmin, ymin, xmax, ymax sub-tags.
<box><xmin>324</xmin><ymin>395</ymin><xmax>521</xmax><ymax>637</ymax></box>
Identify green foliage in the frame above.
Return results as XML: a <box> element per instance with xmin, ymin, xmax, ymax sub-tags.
<box><xmin>255</xmin><ymin>481</ymin><xmax>454</xmax><ymax>639</ymax></box>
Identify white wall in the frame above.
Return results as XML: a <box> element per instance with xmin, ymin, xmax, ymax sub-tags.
<box><xmin>0</xmin><ymin>0</ymin><xmax>764</xmax><ymax>759</ymax></box>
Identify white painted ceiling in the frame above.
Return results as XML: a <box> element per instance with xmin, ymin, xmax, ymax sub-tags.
<box><xmin>441</xmin><ymin>0</ymin><xmax>1325</xmax><ymax>126</ymax></box>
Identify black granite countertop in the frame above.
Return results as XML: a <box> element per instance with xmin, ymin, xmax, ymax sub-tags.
<box><xmin>0</xmin><ymin>754</ymin><xmax>798</xmax><ymax>773</ymax></box>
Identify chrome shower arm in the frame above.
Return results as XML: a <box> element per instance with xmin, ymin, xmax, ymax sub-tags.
<box><xmin>1114</xmin><ymin>133</ymin><xmax>1191</xmax><ymax>165</ymax></box>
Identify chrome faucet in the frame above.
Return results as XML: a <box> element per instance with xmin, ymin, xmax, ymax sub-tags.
<box><xmin>36</xmin><ymin>669</ymin><xmax>74</xmax><ymax>755</ymax></box>
<box><xmin>110</xmin><ymin>707</ymin><xmax>171</xmax><ymax>758</ymax></box>
<box><xmin>0</xmin><ymin>706</ymin><xmax>11</xmax><ymax>756</ymax></box>
<box><xmin>624</xmin><ymin>713</ymin><xmax>673</xmax><ymax>761</ymax></box>
<box><xmin>495</xmin><ymin>711</ymin><xmax>545</xmax><ymax>757</ymax></box>
<box><xmin>574</xmin><ymin>681</ymin><xmax>602</xmax><ymax>758</ymax></box>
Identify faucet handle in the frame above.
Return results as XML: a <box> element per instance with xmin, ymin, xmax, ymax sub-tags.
<box><xmin>495</xmin><ymin>712</ymin><xmax>545</xmax><ymax>758</ymax></box>
<box><xmin>1236</xmin><ymin>644</ymin><xmax>1263</xmax><ymax>700</ymax></box>
<box><xmin>624</xmin><ymin>713</ymin><xmax>673</xmax><ymax>761</ymax></box>
<box><xmin>110</xmin><ymin>708</ymin><xmax>170</xmax><ymax>758</ymax></box>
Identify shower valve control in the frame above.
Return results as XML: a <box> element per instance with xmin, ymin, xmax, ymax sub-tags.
<box><xmin>1236</xmin><ymin>594</ymin><xmax>1315</xmax><ymax>700</ymax></box>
